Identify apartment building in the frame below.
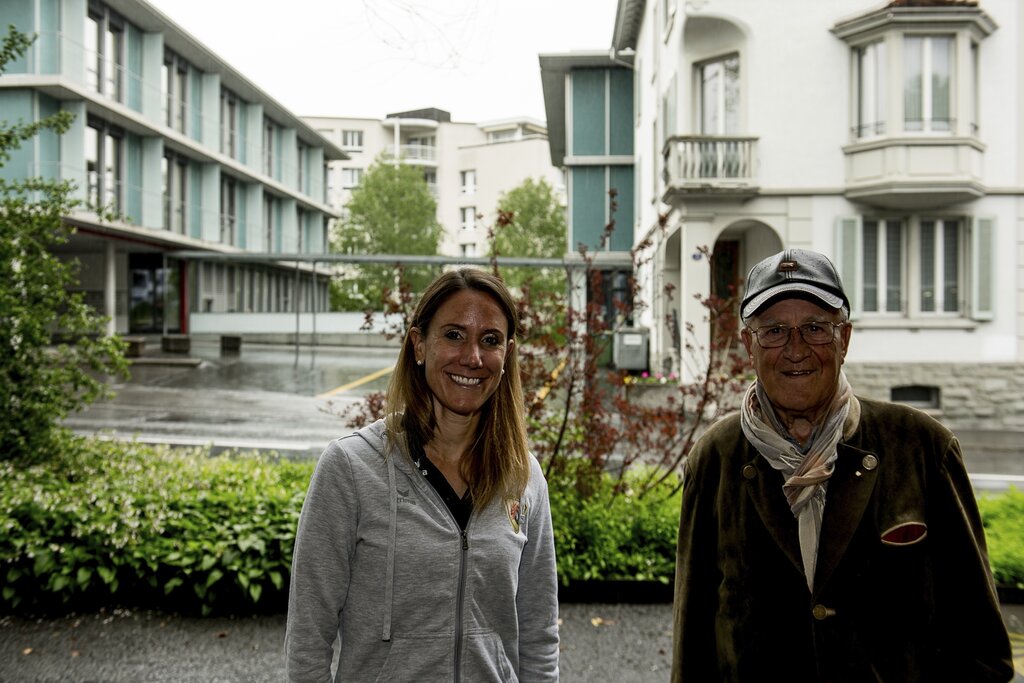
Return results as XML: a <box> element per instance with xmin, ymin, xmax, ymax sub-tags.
<box><xmin>543</xmin><ymin>0</ymin><xmax>1024</xmax><ymax>431</ymax></box>
<box><xmin>0</xmin><ymin>0</ymin><xmax>345</xmax><ymax>335</ymax></box>
<box><xmin>304</xmin><ymin>109</ymin><xmax>563</xmax><ymax>259</ymax></box>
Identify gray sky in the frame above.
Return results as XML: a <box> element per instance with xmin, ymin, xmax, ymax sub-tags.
<box><xmin>148</xmin><ymin>0</ymin><xmax>619</xmax><ymax>123</ymax></box>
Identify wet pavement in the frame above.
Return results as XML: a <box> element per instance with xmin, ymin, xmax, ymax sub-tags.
<box><xmin>65</xmin><ymin>339</ymin><xmax>399</xmax><ymax>457</ymax></box>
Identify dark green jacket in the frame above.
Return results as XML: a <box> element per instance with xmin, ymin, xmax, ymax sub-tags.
<box><xmin>672</xmin><ymin>397</ymin><xmax>1014</xmax><ymax>682</ymax></box>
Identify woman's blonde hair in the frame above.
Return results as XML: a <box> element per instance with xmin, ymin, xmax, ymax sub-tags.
<box><xmin>384</xmin><ymin>268</ymin><xmax>530</xmax><ymax>507</ymax></box>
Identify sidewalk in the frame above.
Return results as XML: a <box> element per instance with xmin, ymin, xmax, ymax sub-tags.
<box><xmin>0</xmin><ymin>603</ymin><xmax>674</xmax><ymax>683</ymax></box>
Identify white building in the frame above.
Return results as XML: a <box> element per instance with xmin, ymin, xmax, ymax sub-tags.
<box><xmin>304</xmin><ymin>109</ymin><xmax>563</xmax><ymax>258</ymax></box>
<box><xmin>0</xmin><ymin>0</ymin><xmax>345</xmax><ymax>336</ymax></box>
<box><xmin>543</xmin><ymin>0</ymin><xmax>1024</xmax><ymax>431</ymax></box>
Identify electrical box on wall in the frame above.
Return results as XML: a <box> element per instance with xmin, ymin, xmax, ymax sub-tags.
<box><xmin>613</xmin><ymin>328</ymin><xmax>649</xmax><ymax>371</ymax></box>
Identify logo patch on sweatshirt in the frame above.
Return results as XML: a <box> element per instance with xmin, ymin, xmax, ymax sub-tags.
<box><xmin>507</xmin><ymin>499</ymin><xmax>528</xmax><ymax>533</ymax></box>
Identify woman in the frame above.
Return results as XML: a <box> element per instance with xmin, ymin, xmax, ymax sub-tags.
<box><xmin>285</xmin><ymin>268</ymin><xmax>560</xmax><ymax>682</ymax></box>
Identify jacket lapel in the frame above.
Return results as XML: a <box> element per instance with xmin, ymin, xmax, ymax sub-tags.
<box><xmin>743</xmin><ymin>454</ymin><xmax>804</xmax><ymax>578</ymax></box>
<box><xmin>812</xmin><ymin>443</ymin><xmax>879</xmax><ymax>593</ymax></box>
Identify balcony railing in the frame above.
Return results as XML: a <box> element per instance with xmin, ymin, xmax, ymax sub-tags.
<box><xmin>662</xmin><ymin>135</ymin><xmax>759</xmax><ymax>201</ymax></box>
<box><xmin>384</xmin><ymin>144</ymin><xmax>438</xmax><ymax>163</ymax></box>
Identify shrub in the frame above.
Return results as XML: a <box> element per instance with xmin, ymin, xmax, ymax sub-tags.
<box><xmin>977</xmin><ymin>488</ymin><xmax>1024</xmax><ymax>589</ymax></box>
<box><xmin>0</xmin><ymin>435</ymin><xmax>312</xmax><ymax>615</ymax></box>
<box><xmin>3</xmin><ymin>437</ymin><xmax>1022</xmax><ymax>615</ymax></box>
<box><xmin>547</xmin><ymin>459</ymin><xmax>681</xmax><ymax>584</ymax></box>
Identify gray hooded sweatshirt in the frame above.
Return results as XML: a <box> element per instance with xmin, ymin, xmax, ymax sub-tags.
<box><xmin>285</xmin><ymin>420</ymin><xmax>560</xmax><ymax>682</ymax></box>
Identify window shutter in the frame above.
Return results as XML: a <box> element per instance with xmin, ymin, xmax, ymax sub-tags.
<box><xmin>835</xmin><ymin>216</ymin><xmax>862</xmax><ymax>318</ymax></box>
<box><xmin>970</xmin><ymin>217</ymin><xmax>995</xmax><ymax>321</ymax></box>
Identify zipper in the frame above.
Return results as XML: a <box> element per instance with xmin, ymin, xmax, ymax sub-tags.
<box><xmin>414</xmin><ymin>470</ymin><xmax>472</xmax><ymax>682</ymax></box>
<box><xmin>454</xmin><ymin>525</ymin><xmax>469</xmax><ymax>683</ymax></box>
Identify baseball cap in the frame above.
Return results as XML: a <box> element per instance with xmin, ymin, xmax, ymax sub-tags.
<box><xmin>741</xmin><ymin>249</ymin><xmax>850</xmax><ymax>320</ymax></box>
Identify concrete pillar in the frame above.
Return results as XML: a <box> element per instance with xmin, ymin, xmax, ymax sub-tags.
<box><xmin>104</xmin><ymin>241</ymin><xmax>116</xmax><ymax>336</ymax></box>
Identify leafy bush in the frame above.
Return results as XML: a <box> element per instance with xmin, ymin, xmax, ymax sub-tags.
<box><xmin>1</xmin><ymin>436</ymin><xmax>312</xmax><ymax>615</ymax></box>
<box><xmin>3</xmin><ymin>437</ymin><xmax>1022</xmax><ymax>615</ymax></box>
<box><xmin>547</xmin><ymin>459</ymin><xmax>682</xmax><ymax>584</ymax></box>
<box><xmin>977</xmin><ymin>488</ymin><xmax>1024</xmax><ymax>589</ymax></box>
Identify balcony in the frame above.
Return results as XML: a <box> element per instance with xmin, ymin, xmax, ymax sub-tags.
<box><xmin>841</xmin><ymin>134</ymin><xmax>986</xmax><ymax>210</ymax></box>
<box><xmin>662</xmin><ymin>135</ymin><xmax>759</xmax><ymax>203</ymax></box>
<box><xmin>383</xmin><ymin>144</ymin><xmax>438</xmax><ymax>165</ymax></box>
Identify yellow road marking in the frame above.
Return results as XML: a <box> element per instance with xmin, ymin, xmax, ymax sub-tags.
<box><xmin>317</xmin><ymin>365</ymin><xmax>394</xmax><ymax>399</ymax></box>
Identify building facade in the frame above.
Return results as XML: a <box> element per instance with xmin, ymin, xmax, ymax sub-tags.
<box><xmin>544</xmin><ymin>0</ymin><xmax>1024</xmax><ymax>431</ymax></box>
<box><xmin>0</xmin><ymin>0</ymin><xmax>345</xmax><ymax>335</ymax></box>
<box><xmin>304</xmin><ymin>109</ymin><xmax>564</xmax><ymax>259</ymax></box>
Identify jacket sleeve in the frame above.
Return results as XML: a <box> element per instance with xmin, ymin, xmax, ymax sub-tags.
<box><xmin>515</xmin><ymin>457</ymin><xmax>560</xmax><ymax>681</ymax></box>
<box><xmin>671</xmin><ymin>445</ymin><xmax>722</xmax><ymax>682</ymax></box>
<box><xmin>931</xmin><ymin>436</ymin><xmax>1015</xmax><ymax>682</ymax></box>
<box><xmin>284</xmin><ymin>440</ymin><xmax>359</xmax><ymax>683</ymax></box>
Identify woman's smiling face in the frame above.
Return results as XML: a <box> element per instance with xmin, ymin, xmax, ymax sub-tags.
<box><xmin>411</xmin><ymin>288</ymin><xmax>512</xmax><ymax>421</ymax></box>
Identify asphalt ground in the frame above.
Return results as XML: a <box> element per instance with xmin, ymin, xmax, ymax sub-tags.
<box><xmin>15</xmin><ymin>339</ymin><xmax>1020</xmax><ymax>681</ymax></box>
<box><xmin>0</xmin><ymin>603</ymin><xmax>675</xmax><ymax>683</ymax></box>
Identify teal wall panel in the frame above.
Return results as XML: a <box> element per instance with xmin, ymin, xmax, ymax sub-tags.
<box><xmin>571</xmin><ymin>70</ymin><xmax>605</xmax><ymax>156</ymax></box>
<box><xmin>609</xmin><ymin>166</ymin><xmax>634</xmax><ymax>251</ymax></box>
<box><xmin>126</xmin><ymin>24</ymin><xmax>143</xmax><ymax>112</ymax></box>
<box><xmin>125</xmin><ymin>133</ymin><xmax>142</xmax><ymax>224</ymax></box>
<box><xmin>190</xmin><ymin>70</ymin><xmax>203</xmax><ymax>142</ymax></box>
<box><xmin>4</xmin><ymin>1</ymin><xmax>34</xmax><ymax>73</ymax></box>
<box><xmin>0</xmin><ymin>92</ymin><xmax>35</xmax><ymax>180</ymax></box>
<box><xmin>39</xmin><ymin>0</ymin><xmax>61</xmax><ymax>73</ymax></box>
<box><xmin>609</xmin><ymin>69</ymin><xmax>634</xmax><ymax>156</ymax></box>
<box><xmin>189</xmin><ymin>164</ymin><xmax>202</xmax><ymax>238</ymax></box>
<box><xmin>571</xmin><ymin>166</ymin><xmax>608</xmax><ymax>252</ymax></box>
<box><xmin>37</xmin><ymin>94</ymin><xmax>61</xmax><ymax>179</ymax></box>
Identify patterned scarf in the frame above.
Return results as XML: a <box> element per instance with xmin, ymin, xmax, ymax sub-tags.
<box><xmin>740</xmin><ymin>371</ymin><xmax>854</xmax><ymax>591</ymax></box>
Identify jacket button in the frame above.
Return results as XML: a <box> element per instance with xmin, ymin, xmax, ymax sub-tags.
<box><xmin>812</xmin><ymin>604</ymin><xmax>836</xmax><ymax>620</ymax></box>
<box><xmin>742</xmin><ymin>464</ymin><xmax>757</xmax><ymax>480</ymax></box>
<box><xmin>861</xmin><ymin>455</ymin><xmax>878</xmax><ymax>471</ymax></box>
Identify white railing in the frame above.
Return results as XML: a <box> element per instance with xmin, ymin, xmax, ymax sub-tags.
<box><xmin>663</xmin><ymin>135</ymin><xmax>757</xmax><ymax>184</ymax></box>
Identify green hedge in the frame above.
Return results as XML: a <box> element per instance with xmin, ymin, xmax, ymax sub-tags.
<box><xmin>1</xmin><ymin>437</ymin><xmax>1022</xmax><ymax>615</ymax></box>
<box><xmin>1</xmin><ymin>438</ymin><xmax>309</xmax><ymax>615</ymax></box>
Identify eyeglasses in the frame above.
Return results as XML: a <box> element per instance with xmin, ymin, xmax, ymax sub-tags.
<box><xmin>747</xmin><ymin>322</ymin><xmax>845</xmax><ymax>348</ymax></box>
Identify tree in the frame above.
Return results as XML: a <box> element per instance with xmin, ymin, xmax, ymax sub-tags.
<box><xmin>0</xmin><ymin>26</ymin><xmax>128</xmax><ymax>463</ymax></box>
<box><xmin>489</xmin><ymin>177</ymin><xmax>567</xmax><ymax>298</ymax></box>
<box><xmin>331</xmin><ymin>157</ymin><xmax>444</xmax><ymax>311</ymax></box>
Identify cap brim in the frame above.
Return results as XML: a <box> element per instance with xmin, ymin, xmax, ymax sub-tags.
<box><xmin>742</xmin><ymin>283</ymin><xmax>844</xmax><ymax>319</ymax></box>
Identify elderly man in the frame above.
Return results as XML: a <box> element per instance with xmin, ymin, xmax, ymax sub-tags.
<box><xmin>671</xmin><ymin>249</ymin><xmax>1014</xmax><ymax>682</ymax></box>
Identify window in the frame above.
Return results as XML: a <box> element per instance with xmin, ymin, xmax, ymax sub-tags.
<box><xmin>297</xmin><ymin>208</ymin><xmax>307</xmax><ymax>253</ymax></box>
<box><xmin>263</xmin><ymin>193</ymin><xmax>276</xmax><ymax>252</ymax></box>
<box><xmin>856</xmin><ymin>41</ymin><xmax>887</xmax><ymax>137</ymax></box>
<box><xmin>297</xmin><ymin>142</ymin><xmax>309</xmax><ymax>193</ymax></box>
<box><xmin>86</xmin><ymin>118</ymin><xmax>123</xmax><ymax>213</ymax></box>
<box><xmin>862</xmin><ymin>218</ymin><xmax>904</xmax><ymax>314</ymax></box>
<box><xmin>163</xmin><ymin>50</ymin><xmax>189</xmax><ymax>133</ymax></box>
<box><xmin>461</xmin><ymin>207</ymin><xmax>476</xmax><ymax>231</ymax></box>
<box><xmin>891</xmin><ymin>385</ymin><xmax>940</xmax><ymax>409</ymax></box>
<box><xmin>162</xmin><ymin>151</ymin><xmax>188</xmax><ymax>233</ymax></box>
<box><xmin>919</xmin><ymin>218</ymin><xmax>961</xmax><ymax>313</ymax></box>
<box><xmin>837</xmin><ymin>215</ymin><xmax>994</xmax><ymax>320</ymax></box>
<box><xmin>341</xmin><ymin>130</ymin><xmax>363</xmax><ymax>150</ymax></box>
<box><xmin>460</xmin><ymin>243</ymin><xmax>477</xmax><ymax>257</ymax></box>
<box><xmin>487</xmin><ymin>129</ymin><xmax>517</xmax><ymax>143</ymax></box>
<box><xmin>220</xmin><ymin>88</ymin><xmax>238</xmax><ymax>157</ymax></box>
<box><xmin>340</xmin><ymin>168</ymin><xmax>363</xmax><ymax>188</ymax></box>
<box><xmin>263</xmin><ymin>118</ymin><xmax>278</xmax><ymax>177</ymax></box>
<box><xmin>86</xmin><ymin>4</ymin><xmax>124</xmax><ymax>101</ymax></box>
<box><xmin>220</xmin><ymin>175</ymin><xmax>237</xmax><ymax>246</ymax></box>
<box><xmin>699</xmin><ymin>54</ymin><xmax>740</xmax><ymax>135</ymax></box>
<box><xmin>460</xmin><ymin>170</ymin><xmax>476</xmax><ymax>194</ymax></box>
<box><xmin>904</xmin><ymin>35</ymin><xmax>953</xmax><ymax>133</ymax></box>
